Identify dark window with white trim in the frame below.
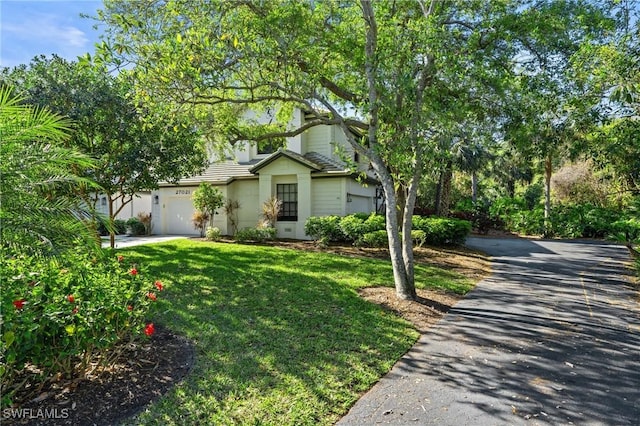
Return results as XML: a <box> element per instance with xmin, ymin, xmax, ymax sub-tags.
<box><xmin>257</xmin><ymin>140</ymin><xmax>275</xmax><ymax>155</ymax></box>
<box><xmin>277</xmin><ymin>184</ymin><xmax>298</xmax><ymax>221</ymax></box>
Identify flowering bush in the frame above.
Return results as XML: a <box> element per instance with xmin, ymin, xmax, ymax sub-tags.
<box><xmin>205</xmin><ymin>226</ymin><xmax>222</xmax><ymax>241</ymax></box>
<box><xmin>0</xmin><ymin>249</ymin><xmax>162</xmax><ymax>408</ymax></box>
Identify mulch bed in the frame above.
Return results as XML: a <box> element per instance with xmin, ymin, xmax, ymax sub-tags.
<box><xmin>5</xmin><ymin>325</ymin><xmax>195</xmax><ymax>426</ymax></box>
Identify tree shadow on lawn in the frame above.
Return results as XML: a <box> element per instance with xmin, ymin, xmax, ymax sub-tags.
<box><xmin>119</xmin><ymin>241</ymin><xmax>420</xmax><ymax>425</ymax></box>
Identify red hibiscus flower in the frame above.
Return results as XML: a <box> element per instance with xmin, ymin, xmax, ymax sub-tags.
<box><xmin>129</xmin><ymin>268</ymin><xmax>138</xmax><ymax>276</ymax></box>
<box><xmin>117</xmin><ymin>255</ymin><xmax>124</xmax><ymax>262</ymax></box>
<box><xmin>13</xmin><ymin>299</ymin><xmax>26</xmax><ymax>309</ymax></box>
<box><xmin>154</xmin><ymin>280</ymin><xmax>163</xmax><ymax>291</ymax></box>
<box><xmin>144</xmin><ymin>323</ymin><xmax>155</xmax><ymax>336</ymax></box>
<box><xmin>67</xmin><ymin>294</ymin><xmax>75</xmax><ymax>303</ymax></box>
<box><xmin>146</xmin><ymin>292</ymin><xmax>157</xmax><ymax>301</ymax></box>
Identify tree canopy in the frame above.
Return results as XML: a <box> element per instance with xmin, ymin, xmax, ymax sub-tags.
<box><xmin>1</xmin><ymin>55</ymin><xmax>209</xmax><ymax>247</ymax></box>
<box><xmin>0</xmin><ymin>87</ymin><xmax>100</xmax><ymax>256</ymax></box>
<box><xmin>95</xmin><ymin>0</ymin><xmax>617</xmax><ymax>299</ymax></box>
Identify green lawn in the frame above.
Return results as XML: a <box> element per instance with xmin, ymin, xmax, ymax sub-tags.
<box><xmin>119</xmin><ymin>239</ymin><xmax>474</xmax><ymax>425</ymax></box>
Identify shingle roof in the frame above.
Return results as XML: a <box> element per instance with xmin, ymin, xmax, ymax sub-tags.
<box><xmin>303</xmin><ymin>151</ymin><xmax>347</xmax><ymax>172</ymax></box>
<box><xmin>165</xmin><ymin>159</ymin><xmax>259</xmax><ymax>186</ymax></box>
<box><xmin>250</xmin><ymin>149</ymin><xmax>323</xmax><ymax>173</ymax></box>
<box><xmin>163</xmin><ymin>150</ymin><xmax>352</xmax><ymax>186</ymax></box>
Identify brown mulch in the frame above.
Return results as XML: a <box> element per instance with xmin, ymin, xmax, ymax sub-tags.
<box><xmin>5</xmin><ymin>239</ymin><xmax>490</xmax><ymax>425</ymax></box>
<box><xmin>358</xmin><ymin>287</ymin><xmax>464</xmax><ymax>333</ymax></box>
<box><xmin>5</xmin><ymin>325</ymin><xmax>195</xmax><ymax>426</ymax></box>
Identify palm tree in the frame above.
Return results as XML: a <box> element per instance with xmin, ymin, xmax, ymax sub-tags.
<box><xmin>0</xmin><ymin>86</ymin><xmax>100</xmax><ymax>256</ymax></box>
<box><xmin>452</xmin><ymin>138</ymin><xmax>492</xmax><ymax>204</ymax></box>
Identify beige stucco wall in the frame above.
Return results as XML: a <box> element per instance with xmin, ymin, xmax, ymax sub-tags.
<box><xmin>96</xmin><ymin>192</ymin><xmax>151</xmax><ymax>222</ymax></box>
<box><xmin>346</xmin><ymin>179</ymin><xmax>376</xmax><ymax>215</ymax></box>
<box><xmin>256</xmin><ymin>157</ymin><xmax>312</xmax><ymax>239</ymax></box>
<box><xmin>151</xmin><ymin>156</ymin><xmax>377</xmax><ymax>238</ymax></box>
<box><xmin>226</xmin><ymin>179</ymin><xmax>260</xmax><ymax>232</ymax></box>
<box><xmin>305</xmin><ymin>125</ymin><xmax>332</xmax><ymax>156</ymax></box>
<box><xmin>311</xmin><ymin>178</ymin><xmax>345</xmax><ymax>216</ymax></box>
<box><xmin>152</xmin><ymin>185</ymin><xmax>229</xmax><ymax>235</ymax></box>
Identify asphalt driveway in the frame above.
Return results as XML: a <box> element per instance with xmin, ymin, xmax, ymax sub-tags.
<box><xmin>337</xmin><ymin>237</ymin><xmax>639</xmax><ymax>425</ymax></box>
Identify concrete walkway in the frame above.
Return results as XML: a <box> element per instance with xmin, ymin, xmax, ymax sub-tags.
<box><xmin>337</xmin><ymin>237</ymin><xmax>640</xmax><ymax>425</ymax></box>
<box><xmin>101</xmin><ymin>235</ymin><xmax>189</xmax><ymax>249</ymax></box>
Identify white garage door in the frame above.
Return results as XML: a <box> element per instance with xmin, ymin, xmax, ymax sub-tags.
<box><xmin>165</xmin><ymin>197</ymin><xmax>198</xmax><ymax>235</ymax></box>
<box><xmin>347</xmin><ymin>195</ymin><xmax>373</xmax><ymax>215</ymax></box>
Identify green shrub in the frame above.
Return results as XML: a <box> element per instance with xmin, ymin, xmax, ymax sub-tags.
<box><xmin>114</xmin><ymin>219</ymin><xmax>127</xmax><ymax>235</ymax></box>
<box><xmin>364</xmin><ymin>213</ymin><xmax>386</xmax><ymax>232</ymax></box>
<box><xmin>351</xmin><ymin>212</ymin><xmax>371</xmax><ymax>221</ymax></box>
<box><xmin>234</xmin><ymin>227</ymin><xmax>277</xmax><ymax>243</ymax></box>
<box><xmin>491</xmin><ymin>198</ymin><xmax>625</xmax><ymax>238</ymax></box>
<box><xmin>126</xmin><ymin>217</ymin><xmax>146</xmax><ymax>236</ymax></box>
<box><xmin>304</xmin><ymin>216</ymin><xmax>345</xmax><ymax>243</ymax></box>
<box><xmin>523</xmin><ymin>182</ymin><xmax>544</xmax><ymax>210</ymax></box>
<box><xmin>411</xmin><ymin>230</ymin><xmax>427</xmax><ymax>247</ymax></box>
<box><xmin>96</xmin><ymin>218</ymin><xmax>127</xmax><ymax>236</ymax></box>
<box><xmin>509</xmin><ymin>207</ymin><xmax>546</xmax><ymax>235</ymax></box>
<box><xmin>610</xmin><ymin>217</ymin><xmax>640</xmax><ymax>246</ymax></box>
<box><xmin>1</xmin><ymin>250</ymin><xmax>161</xmax><ymax>408</ymax></box>
<box><xmin>412</xmin><ymin>216</ymin><xmax>472</xmax><ymax>245</ymax></box>
<box><xmin>206</xmin><ymin>226</ymin><xmax>222</xmax><ymax>241</ymax></box>
<box><xmin>489</xmin><ymin>197</ymin><xmax>527</xmax><ymax>218</ymax></box>
<box><xmin>359</xmin><ymin>230</ymin><xmax>388</xmax><ymax>247</ymax></box>
<box><xmin>358</xmin><ymin>229</ymin><xmax>426</xmax><ymax>248</ymax></box>
<box><xmin>339</xmin><ymin>215</ymin><xmax>368</xmax><ymax>243</ymax></box>
<box><xmin>339</xmin><ymin>213</ymin><xmax>385</xmax><ymax>244</ymax></box>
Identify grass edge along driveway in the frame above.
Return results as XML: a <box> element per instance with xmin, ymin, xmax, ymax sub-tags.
<box><xmin>119</xmin><ymin>239</ymin><xmax>475</xmax><ymax>425</ymax></box>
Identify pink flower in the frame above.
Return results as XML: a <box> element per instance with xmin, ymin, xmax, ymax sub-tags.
<box><xmin>127</xmin><ymin>305</ymin><xmax>133</xmax><ymax>311</ymax></box>
<box><xmin>72</xmin><ymin>307</ymin><xmax>79</xmax><ymax>315</ymax></box>
<box><xmin>117</xmin><ymin>255</ymin><xmax>124</xmax><ymax>262</ymax></box>
<box><xmin>67</xmin><ymin>294</ymin><xmax>75</xmax><ymax>303</ymax></box>
<box><xmin>146</xmin><ymin>292</ymin><xmax>157</xmax><ymax>301</ymax></box>
<box><xmin>154</xmin><ymin>281</ymin><xmax>163</xmax><ymax>291</ymax></box>
<box><xmin>129</xmin><ymin>268</ymin><xmax>138</xmax><ymax>276</ymax></box>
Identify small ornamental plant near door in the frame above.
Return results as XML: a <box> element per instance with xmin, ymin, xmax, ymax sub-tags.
<box><xmin>0</xmin><ymin>249</ymin><xmax>163</xmax><ymax>408</ymax></box>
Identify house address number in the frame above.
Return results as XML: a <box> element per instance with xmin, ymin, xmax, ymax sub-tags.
<box><xmin>175</xmin><ymin>189</ymin><xmax>191</xmax><ymax>195</ymax></box>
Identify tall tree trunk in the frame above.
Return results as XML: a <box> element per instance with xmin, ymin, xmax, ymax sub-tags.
<box><xmin>471</xmin><ymin>171</ymin><xmax>478</xmax><ymax>204</ymax></box>
<box><xmin>434</xmin><ymin>173</ymin><xmax>443</xmax><ymax>215</ymax></box>
<box><xmin>379</xmin><ymin>170</ymin><xmax>415</xmax><ymax>300</ymax></box>
<box><xmin>544</xmin><ymin>154</ymin><xmax>552</xmax><ymax>223</ymax></box>
<box><xmin>401</xmin><ymin>165</ymin><xmax>421</xmax><ymax>300</ymax></box>
<box><xmin>507</xmin><ymin>177</ymin><xmax>516</xmax><ymax>198</ymax></box>
<box><xmin>396</xmin><ymin>184</ymin><xmax>406</xmax><ymax>228</ymax></box>
<box><xmin>108</xmin><ymin>196</ymin><xmax>115</xmax><ymax>249</ymax></box>
<box><xmin>439</xmin><ymin>160</ymin><xmax>453</xmax><ymax>216</ymax></box>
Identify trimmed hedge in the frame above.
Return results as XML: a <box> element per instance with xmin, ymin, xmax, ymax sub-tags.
<box><xmin>411</xmin><ymin>216</ymin><xmax>472</xmax><ymax>245</ymax></box>
<box><xmin>339</xmin><ymin>213</ymin><xmax>385</xmax><ymax>243</ymax></box>
<box><xmin>304</xmin><ymin>215</ymin><xmax>344</xmax><ymax>244</ymax></box>
<box><xmin>358</xmin><ymin>229</ymin><xmax>427</xmax><ymax>248</ymax></box>
<box><xmin>305</xmin><ymin>214</ymin><xmax>471</xmax><ymax>246</ymax></box>
<box><xmin>235</xmin><ymin>227</ymin><xmax>277</xmax><ymax>243</ymax></box>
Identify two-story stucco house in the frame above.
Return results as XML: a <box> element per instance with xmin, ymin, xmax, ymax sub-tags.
<box><xmin>151</xmin><ymin>109</ymin><xmax>380</xmax><ymax>239</ymax></box>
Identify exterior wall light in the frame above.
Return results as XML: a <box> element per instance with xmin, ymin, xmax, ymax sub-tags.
<box><xmin>154</xmin><ymin>195</ymin><xmax>159</xmax><ymax>205</ymax></box>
